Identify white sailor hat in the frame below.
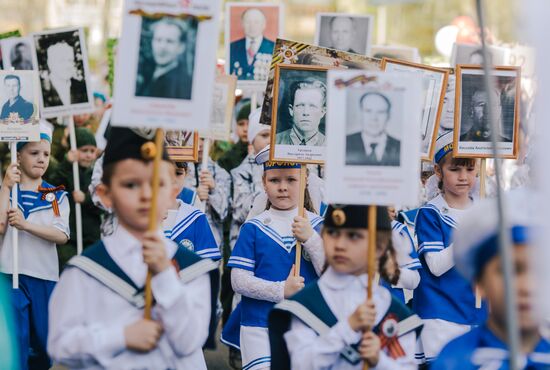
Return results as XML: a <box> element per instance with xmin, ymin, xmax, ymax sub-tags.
<box><xmin>433</xmin><ymin>131</ymin><xmax>454</xmax><ymax>164</ymax></box>
<box><xmin>453</xmin><ymin>189</ymin><xmax>535</xmax><ymax>281</ymax></box>
<box><xmin>247</xmin><ymin>108</ymin><xmax>270</xmax><ymax>144</ymax></box>
<box><xmin>254</xmin><ymin>145</ymin><xmax>301</xmax><ymax>171</ymax></box>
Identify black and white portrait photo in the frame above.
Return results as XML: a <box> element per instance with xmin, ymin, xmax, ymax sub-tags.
<box><xmin>439</xmin><ymin>72</ymin><xmax>456</xmax><ymax>135</ymax></box>
<box><xmin>454</xmin><ymin>66</ymin><xmax>520</xmax><ymax>158</ymax></box>
<box><xmin>270</xmin><ymin>64</ymin><xmax>328</xmax><ymax>163</ymax></box>
<box><xmin>135</xmin><ymin>16</ymin><xmax>197</xmax><ymax>100</ymax></box>
<box><xmin>315</xmin><ymin>13</ymin><xmax>373</xmax><ymax>55</ymax></box>
<box><xmin>451</xmin><ymin>43</ymin><xmax>507</xmax><ymax>67</ymax></box>
<box><xmin>0</xmin><ymin>70</ymin><xmax>40</xmax><ymax>141</ymax></box>
<box><xmin>0</xmin><ymin>37</ymin><xmax>34</xmax><ymax>70</ymax></box>
<box><xmin>33</xmin><ymin>28</ymin><xmax>93</xmax><ymax>117</ymax></box>
<box><xmin>325</xmin><ymin>70</ymin><xmax>422</xmax><ymax>206</ymax></box>
<box><xmin>382</xmin><ymin>59</ymin><xmax>449</xmax><ymax>160</ymax></box>
<box><xmin>345</xmin><ymin>91</ymin><xmax>401</xmax><ymax>167</ymax></box>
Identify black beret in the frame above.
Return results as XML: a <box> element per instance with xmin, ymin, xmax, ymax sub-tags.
<box><xmin>324</xmin><ymin>204</ymin><xmax>392</xmax><ymax>230</ymax></box>
<box><xmin>103</xmin><ymin>127</ymin><xmax>170</xmax><ymax>169</ymax></box>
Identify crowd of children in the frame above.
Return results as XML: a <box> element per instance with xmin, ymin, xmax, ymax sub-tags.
<box><xmin>0</xmin><ymin>92</ymin><xmax>547</xmax><ymax>370</ymax></box>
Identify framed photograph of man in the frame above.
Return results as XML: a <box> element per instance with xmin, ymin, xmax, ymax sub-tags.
<box><xmin>453</xmin><ymin>65</ymin><xmax>521</xmax><ymax>159</ymax></box>
<box><xmin>439</xmin><ymin>68</ymin><xmax>455</xmax><ymax>136</ymax></box>
<box><xmin>370</xmin><ymin>45</ymin><xmax>421</xmax><ymax>63</ymax></box>
<box><xmin>32</xmin><ymin>27</ymin><xmax>94</xmax><ymax>118</ymax></box>
<box><xmin>165</xmin><ymin>130</ymin><xmax>199</xmax><ymax>162</ymax></box>
<box><xmin>270</xmin><ymin>64</ymin><xmax>329</xmax><ymax>164</ymax></box>
<box><xmin>325</xmin><ymin>70</ymin><xmax>422</xmax><ymax>206</ymax></box>
<box><xmin>315</xmin><ymin>13</ymin><xmax>373</xmax><ymax>55</ymax></box>
<box><xmin>0</xmin><ymin>30</ymin><xmax>22</xmax><ymax>70</ymax></box>
<box><xmin>112</xmin><ymin>0</ymin><xmax>221</xmax><ymax>131</ymax></box>
<box><xmin>381</xmin><ymin>58</ymin><xmax>449</xmax><ymax>161</ymax></box>
<box><xmin>225</xmin><ymin>2</ymin><xmax>283</xmax><ymax>84</ymax></box>
<box><xmin>260</xmin><ymin>38</ymin><xmax>381</xmax><ymax>129</ymax></box>
<box><xmin>1</xmin><ymin>36</ymin><xmax>35</xmax><ymax>71</ymax></box>
<box><xmin>451</xmin><ymin>43</ymin><xmax>507</xmax><ymax>67</ymax></box>
<box><xmin>200</xmin><ymin>75</ymin><xmax>237</xmax><ymax>141</ymax></box>
<box><xmin>0</xmin><ymin>70</ymin><xmax>41</xmax><ymax>142</ymax></box>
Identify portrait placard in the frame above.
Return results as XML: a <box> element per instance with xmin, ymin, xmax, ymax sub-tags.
<box><xmin>165</xmin><ymin>130</ymin><xmax>199</xmax><ymax>162</ymax></box>
<box><xmin>381</xmin><ymin>58</ymin><xmax>448</xmax><ymax>161</ymax></box>
<box><xmin>439</xmin><ymin>68</ymin><xmax>455</xmax><ymax>136</ymax></box>
<box><xmin>0</xmin><ymin>36</ymin><xmax>36</xmax><ymax>71</ymax></box>
<box><xmin>370</xmin><ymin>45</ymin><xmax>420</xmax><ymax>63</ymax></box>
<box><xmin>315</xmin><ymin>13</ymin><xmax>373</xmax><ymax>55</ymax></box>
<box><xmin>0</xmin><ymin>70</ymin><xmax>40</xmax><ymax>142</ymax></box>
<box><xmin>199</xmin><ymin>75</ymin><xmax>237</xmax><ymax>141</ymax></box>
<box><xmin>325</xmin><ymin>70</ymin><xmax>422</xmax><ymax>206</ymax></box>
<box><xmin>225</xmin><ymin>2</ymin><xmax>283</xmax><ymax>86</ymax></box>
<box><xmin>0</xmin><ymin>30</ymin><xmax>22</xmax><ymax>70</ymax></box>
<box><xmin>451</xmin><ymin>43</ymin><xmax>507</xmax><ymax>67</ymax></box>
<box><xmin>32</xmin><ymin>27</ymin><xmax>94</xmax><ymax>118</ymax></box>
<box><xmin>260</xmin><ymin>38</ymin><xmax>381</xmax><ymax>128</ymax></box>
<box><xmin>271</xmin><ymin>64</ymin><xmax>329</xmax><ymax>164</ymax></box>
<box><xmin>112</xmin><ymin>0</ymin><xmax>221</xmax><ymax>131</ymax></box>
<box><xmin>453</xmin><ymin>65</ymin><xmax>521</xmax><ymax>159</ymax></box>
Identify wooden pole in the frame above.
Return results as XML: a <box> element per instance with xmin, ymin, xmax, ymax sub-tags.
<box><xmin>475</xmin><ymin>158</ymin><xmax>487</xmax><ymax>308</ymax></box>
<box><xmin>11</xmin><ymin>142</ymin><xmax>18</xmax><ymax>289</ymax></box>
<box><xmin>363</xmin><ymin>205</ymin><xmax>377</xmax><ymax>370</ymax></box>
<box><xmin>294</xmin><ymin>165</ymin><xmax>307</xmax><ymax>276</ymax></box>
<box><xmin>67</xmin><ymin>116</ymin><xmax>83</xmax><ymax>255</ymax></box>
<box><xmin>198</xmin><ymin>138</ymin><xmax>210</xmax><ymax>213</ymax></box>
<box><xmin>143</xmin><ymin>128</ymin><xmax>164</xmax><ymax>320</ymax></box>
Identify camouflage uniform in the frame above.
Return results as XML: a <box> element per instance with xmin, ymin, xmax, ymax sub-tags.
<box><xmin>229</xmin><ymin>154</ymin><xmax>264</xmax><ymax>249</ymax></box>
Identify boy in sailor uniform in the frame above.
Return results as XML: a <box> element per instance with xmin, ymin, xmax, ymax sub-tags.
<box><xmin>164</xmin><ymin>161</ymin><xmax>221</xmax><ymax>261</ymax></box>
<box><xmin>414</xmin><ymin>131</ymin><xmax>487</xmax><ymax>363</ymax></box>
<box><xmin>432</xmin><ymin>190</ymin><xmax>550</xmax><ymax>369</ymax></box>
<box><xmin>0</xmin><ymin>124</ymin><xmax>69</xmax><ymax>370</ymax></box>
<box><xmin>269</xmin><ymin>204</ymin><xmax>423</xmax><ymax>369</ymax></box>
<box><xmin>224</xmin><ymin>147</ymin><xmax>325</xmax><ymax>370</ymax></box>
<box><xmin>47</xmin><ymin>127</ymin><xmax>219</xmax><ymax>369</ymax></box>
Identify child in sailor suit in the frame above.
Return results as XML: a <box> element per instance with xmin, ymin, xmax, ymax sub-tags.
<box><xmin>164</xmin><ymin>162</ymin><xmax>221</xmax><ymax>261</ymax></box>
<box><xmin>414</xmin><ymin>132</ymin><xmax>487</xmax><ymax>363</ymax></box>
<box><xmin>48</xmin><ymin>127</ymin><xmax>219</xmax><ymax>369</ymax></box>
<box><xmin>432</xmin><ymin>189</ymin><xmax>550</xmax><ymax>369</ymax></box>
<box><xmin>0</xmin><ymin>126</ymin><xmax>70</xmax><ymax>370</ymax></box>
<box><xmin>226</xmin><ymin>155</ymin><xmax>325</xmax><ymax>370</ymax></box>
<box><xmin>269</xmin><ymin>205</ymin><xmax>422</xmax><ymax>370</ymax></box>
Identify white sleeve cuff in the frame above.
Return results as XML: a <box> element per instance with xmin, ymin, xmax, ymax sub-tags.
<box><xmin>93</xmin><ymin>323</ymin><xmax>126</xmax><ymax>355</ymax></box>
<box><xmin>302</xmin><ymin>232</ymin><xmax>322</xmax><ymax>249</ymax></box>
<box><xmin>151</xmin><ymin>266</ymin><xmax>181</xmax><ymax>308</ymax></box>
<box><xmin>333</xmin><ymin>319</ymin><xmax>362</xmax><ymax>346</ymax></box>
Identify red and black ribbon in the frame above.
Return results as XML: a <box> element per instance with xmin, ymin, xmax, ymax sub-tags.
<box><xmin>38</xmin><ymin>185</ymin><xmax>65</xmax><ymax>217</ymax></box>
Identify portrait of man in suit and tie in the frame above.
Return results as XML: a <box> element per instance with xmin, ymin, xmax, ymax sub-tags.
<box><xmin>346</xmin><ymin>91</ymin><xmax>401</xmax><ymax>166</ymax></box>
<box><xmin>9</xmin><ymin>41</ymin><xmax>34</xmax><ymax>70</ymax></box>
<box><xmin>316</xmin><ymin>13</ymin><xmax>373</xmax><ymax>55</ymax></box>
<box><xmin>34</xmin><ymin>30</ymin><xmax>90</xmax><ymax>109</ymax></box>
<box><xmin>276</xmin><ymin>77</ymin><xmax>327</xmax><ymax>147</ymax></box>
<box><xmin>228</xmin><ymin>6</ymin><xmax>279</xmax><ymax>81</ymax></box>
<box><xmin>136</xmin><ymin>17</ymin><xmax>195</xmax><ymax>100</ymax></box>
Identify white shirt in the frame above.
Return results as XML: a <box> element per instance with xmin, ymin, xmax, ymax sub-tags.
<box><xmin>284</xmin><ymin>267</ymin><xmax>417</xmax><ymax>370</ymax></box>
<box><xmin>361</xmin><ymin>132</ymin><xmax>388</xmax><ymax>162</ymax></box>
<box><xmin>48</xmin><ymin>226</ymin><xmax>211</xmax><ymax>369</ymax></box>
<box><xmin>0</xmin><ymin>190</ymin><xmax>70</xmax><ymax>282</ymax></box>
<box><xmin>245</xmin><ymin>36</ymin><xmax>263</xmax><ymax>64</ymax></box>
<box><xmin>49</xmin><ymin>74</ymin><xmax>71</xmax><ymax>106</ymax></box>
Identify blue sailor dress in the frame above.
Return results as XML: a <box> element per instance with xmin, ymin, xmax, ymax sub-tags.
<box><xmin>224</xmin><ymin>208</ymin><xmax>323</xmax><ymax>370</ymax></box>
<box><xmin>432</xmin><ymin>324</ymin><xmax>550</xmax><ymax>369</ymax></box>
<box><xmin>163</xmin><ymin>199</ymin><xmax>221</xmax><ymax>261</ymax></box>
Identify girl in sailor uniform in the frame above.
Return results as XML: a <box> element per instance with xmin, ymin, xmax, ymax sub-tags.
<box><xmin>47</xmin><ymin>127</ymin><xmax>219</xmax><ymax>369</ymax></box>
<box><xmin>269</xmin><ymin>205</ymin><xmax>423</xmax><ymax>370</ymax></box>
<box><xmin>414</xmin><ymin>132</ymin><xmax>487</xmax><ymax>364</ymax></box>
<box><xmin>433</xmin><ymin>190</ymin><xmax>550</xmax><ymax>369</ymax></box>
<box><xmin>163</xmin><ymin>161</ymin><xmax>221</xmax><ymax>261</ymax></box>
<box><xmin>226</xmin><ymin>149</ymin><xmax>325</xmax><ymax>370</ymax></box>
<box><xmin>0</xmin><ymin>125</ymin><xmax>70</xmax><ymax>370</ymax></box>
